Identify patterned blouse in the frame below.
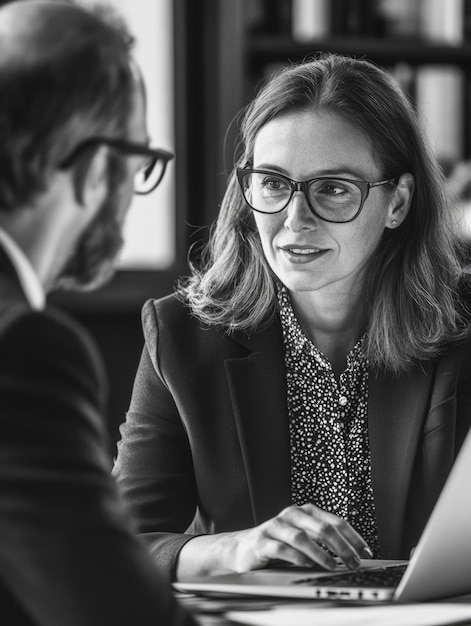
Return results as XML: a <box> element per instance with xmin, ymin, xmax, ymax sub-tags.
<box><xmin>277</xmin><ymin>286</ymin><xmax>380</xmax><ymax>557</ymax></box>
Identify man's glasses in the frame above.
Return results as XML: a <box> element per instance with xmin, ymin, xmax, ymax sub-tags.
<box><xmin>60</xmin><ymin>137</ymin><xmax>174</xmax><ymax>195</ymax></box>
<box><xmin>236</xmin><ymin>168</ymin><xmax>397</xmax><ymax>224</ymax></box>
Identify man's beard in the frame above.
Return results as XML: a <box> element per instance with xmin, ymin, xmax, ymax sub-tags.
<box><xmin>55</xmin><ymin>186</ymin><xmax>125</xmax><ymax>292</ymax></box>
<box><xmin>55</xmin><ymin>152</ymin><xmax>129</xmax><ymax>292</ymax></box>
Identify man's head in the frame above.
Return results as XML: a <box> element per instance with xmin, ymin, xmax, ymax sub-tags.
<box><xmin>0</xmin><ymin>0</ymin><xmax>172</xmax><ymax>291</ymax></box>
<box><xmin>55</xmin><ymin>63</ymin><xmax>149</xmax><ymax>291</ymax></box>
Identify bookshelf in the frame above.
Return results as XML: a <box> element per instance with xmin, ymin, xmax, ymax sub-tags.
<box><xmin>202</xmin><ymin>0</ymin><xmax>471</xmax><ymax>227</ymax></box>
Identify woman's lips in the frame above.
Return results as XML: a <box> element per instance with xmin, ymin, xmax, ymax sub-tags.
<box><xmin>280</xmin><ymin>245</ymin><xmax>327</xmax><ymax>264</ymax></box>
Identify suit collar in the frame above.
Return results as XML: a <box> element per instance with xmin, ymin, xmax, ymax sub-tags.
<box><xmin>0</xmin><ymin>229</ymin><xmax>45</xmax><ymax>310</ymax></box>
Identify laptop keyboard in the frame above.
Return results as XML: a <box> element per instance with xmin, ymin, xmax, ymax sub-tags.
<box><xmin>292</xmin><ymin>563</ymin><xmax>408</xmax><ymax>588</ymax></box>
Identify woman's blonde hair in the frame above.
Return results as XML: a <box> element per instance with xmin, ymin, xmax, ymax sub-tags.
<box><xmin>179</xmin><ymin>53</ymin><xmax>470</xmax><ymax>374</ymax></box>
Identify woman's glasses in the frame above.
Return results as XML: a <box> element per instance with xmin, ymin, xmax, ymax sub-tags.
<box><xmin>236</xmin><ymin>168</ymin><xmax>397</xmax><ymax>223</ymax></box>
<box><xmin>60</xmin><ymin>137</ymin><xmax>174</xmax><ymax>195</ymax></box>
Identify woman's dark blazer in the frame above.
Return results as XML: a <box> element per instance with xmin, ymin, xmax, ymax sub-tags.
<box><xmin>113</xmin><ymin>293</ymin><xmax>471</xmax><ymax>581</ymax></box>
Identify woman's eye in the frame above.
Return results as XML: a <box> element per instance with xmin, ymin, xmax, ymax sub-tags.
<box><xmin>263</xmin><ymin>178</ymin><xmax>279</xmax><ymax>189</ymax></box>
<box><xmin>262</xmin><ymin>177</ymin><xmax>287</xmax><ymax>191</ymax></box>
<box><xmin>320</xmin><ymin>183</ymin><xmax>347</xmax><ymax>195</ymax></box>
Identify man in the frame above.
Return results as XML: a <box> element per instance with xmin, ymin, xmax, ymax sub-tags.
<box><xmin>0</xmin><ymin>1</ymin><xmax>196</xmax><ymax>624</ymax></box>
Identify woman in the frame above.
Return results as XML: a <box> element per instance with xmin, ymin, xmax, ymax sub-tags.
<box><xmin>113</xmin><ymin>54</ymin><xmax>471</xmax><ymax>582</ymax></box>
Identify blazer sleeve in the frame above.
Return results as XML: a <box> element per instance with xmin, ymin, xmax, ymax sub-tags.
<box><xmin>113</xmin><ymin>299</ymin><xmax>199</xmax><ymax>581</ymax></box>
<box><xmin>0</xmin><ymin>308</ymin><xmax>195</xmax><ymax>626</ymax></box>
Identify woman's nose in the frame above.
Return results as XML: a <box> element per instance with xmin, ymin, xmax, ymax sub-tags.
<box><xmin>283</xmin><ymin>190</ymin><xmax>318</xmax><ymax>232</ymax></box>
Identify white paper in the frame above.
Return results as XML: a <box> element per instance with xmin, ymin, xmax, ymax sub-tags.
<box><xmin>227</xmin><ymin>602</ymin><xmax>471</xmax><ymax>626</ymax></box>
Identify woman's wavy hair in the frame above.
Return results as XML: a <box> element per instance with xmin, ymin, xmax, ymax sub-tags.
<box><xmin>180</xmin><ymin>53</ymin><xmax>470</xmax><ymax>374</ymax></box>
<box><xmin>0</xmin><ymin>1</ymin><xmax>135</xmax><ymax>210</ymax></box>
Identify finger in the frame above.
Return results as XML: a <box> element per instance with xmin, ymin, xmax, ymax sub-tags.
<box><xmin>259</xmin><ymin>537</ymin><xmax>329</xmax><ymax>570</ymax></box>
<box><xmin>235</xmin><ymin>534</ymin><xmax>316</xmax><ymax>572</ymax></box>
<box><xmin>327</xmin><ymin>515</ymin><xmax>373</xmax><ymax>561</ymax></box>
<box><xmin>298</xmin><ymin>504</ymin><xmax>370</xmax><ymax>552</ymax></box>
<box><xmin>280</xmin><ymin>505</ymin><xmax>369</xmax><ymax>568</ymax></box>
<box><xmin>339</xmin><ymin>520</ymin><xmax>373</xmax><ymax>558</ymax></box>
<box><xmin>310</xmin><ymin>520</ymin><xmax>363</xmax><ymax>570</ymax></box>
<box><xmin>264</xmin><ymin>518</ymin><xmax>338</xmax><ymax>570</ymax></box>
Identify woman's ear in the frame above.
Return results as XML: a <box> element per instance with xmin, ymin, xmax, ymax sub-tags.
<box><xmin>386</xmin><ymin>172</ymin><xmax>415</xmax><ymax>229</ymax></box>
<box><xmin>70</xmin><ymin>145</ymin><xmax>109</xmax><ymax>210</ymax></box>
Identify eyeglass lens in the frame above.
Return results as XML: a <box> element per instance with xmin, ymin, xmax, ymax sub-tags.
<box><xmin>134</xmin><ymin>156</ymin><xmax>167</xmax><ymax>195</ymax></box>
<box><xmin>241</xmin><ymin>172</ymin><xmax>364</xmax><ymax>222</ymax></box>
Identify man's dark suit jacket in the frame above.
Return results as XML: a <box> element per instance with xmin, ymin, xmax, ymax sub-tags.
<box><xmin>113</xmin><ymin>293</ymin><xmax>471</xmax><ymax>581</ymax></box>
<box><xmin>0</xmin><ymin>247</ymin><xmax>195</xmax><ymax>625</ymax></box>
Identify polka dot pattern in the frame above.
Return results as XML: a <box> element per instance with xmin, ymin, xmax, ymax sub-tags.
<box><xmin>277</xmin><ymin>286</ymin><xmax>380</xmax><ymax>557</ymax></box>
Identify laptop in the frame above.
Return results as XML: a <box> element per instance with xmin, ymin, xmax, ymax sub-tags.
<box><xmin>174</xmin><ymin>428</ymin><xmax>471</xmax><ymax>603</ymax></box>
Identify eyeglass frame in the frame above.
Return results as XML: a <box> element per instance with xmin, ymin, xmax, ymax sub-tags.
<box><xmin>236</xmin><ymin>167</ymin><xmax>398</xmax><ymax>224</ymax></box>
<box><xmin>59</xmin><ymin>137</ymin><xmax>174</xmax><ymax>195</ymax></box>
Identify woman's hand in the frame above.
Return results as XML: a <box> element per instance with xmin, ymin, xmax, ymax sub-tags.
<box><xmin>231</xmin><ymin>503</ymin><xmax>371</xmax><ymax>572</ymax></box>
<box><xmin>176</xmin><ymin>503</ymin><xmax>372</xmax><ymax>580</ymax></box>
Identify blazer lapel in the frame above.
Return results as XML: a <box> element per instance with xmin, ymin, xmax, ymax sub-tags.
<box><xmin>224</xmin><ymin>318</ymin><xmax>292</xmax><ymax>525</ymax></box>
<box><xmin>368</xmin><ymin>361</ymin><xmax>434</xmax><ymax>557</ymax></box>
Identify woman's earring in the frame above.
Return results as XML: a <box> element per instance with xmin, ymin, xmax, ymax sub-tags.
<box><xmin>391</xmin><ymin>220</ymin><xmax>397</xmax><ymax>226</ymax></box>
